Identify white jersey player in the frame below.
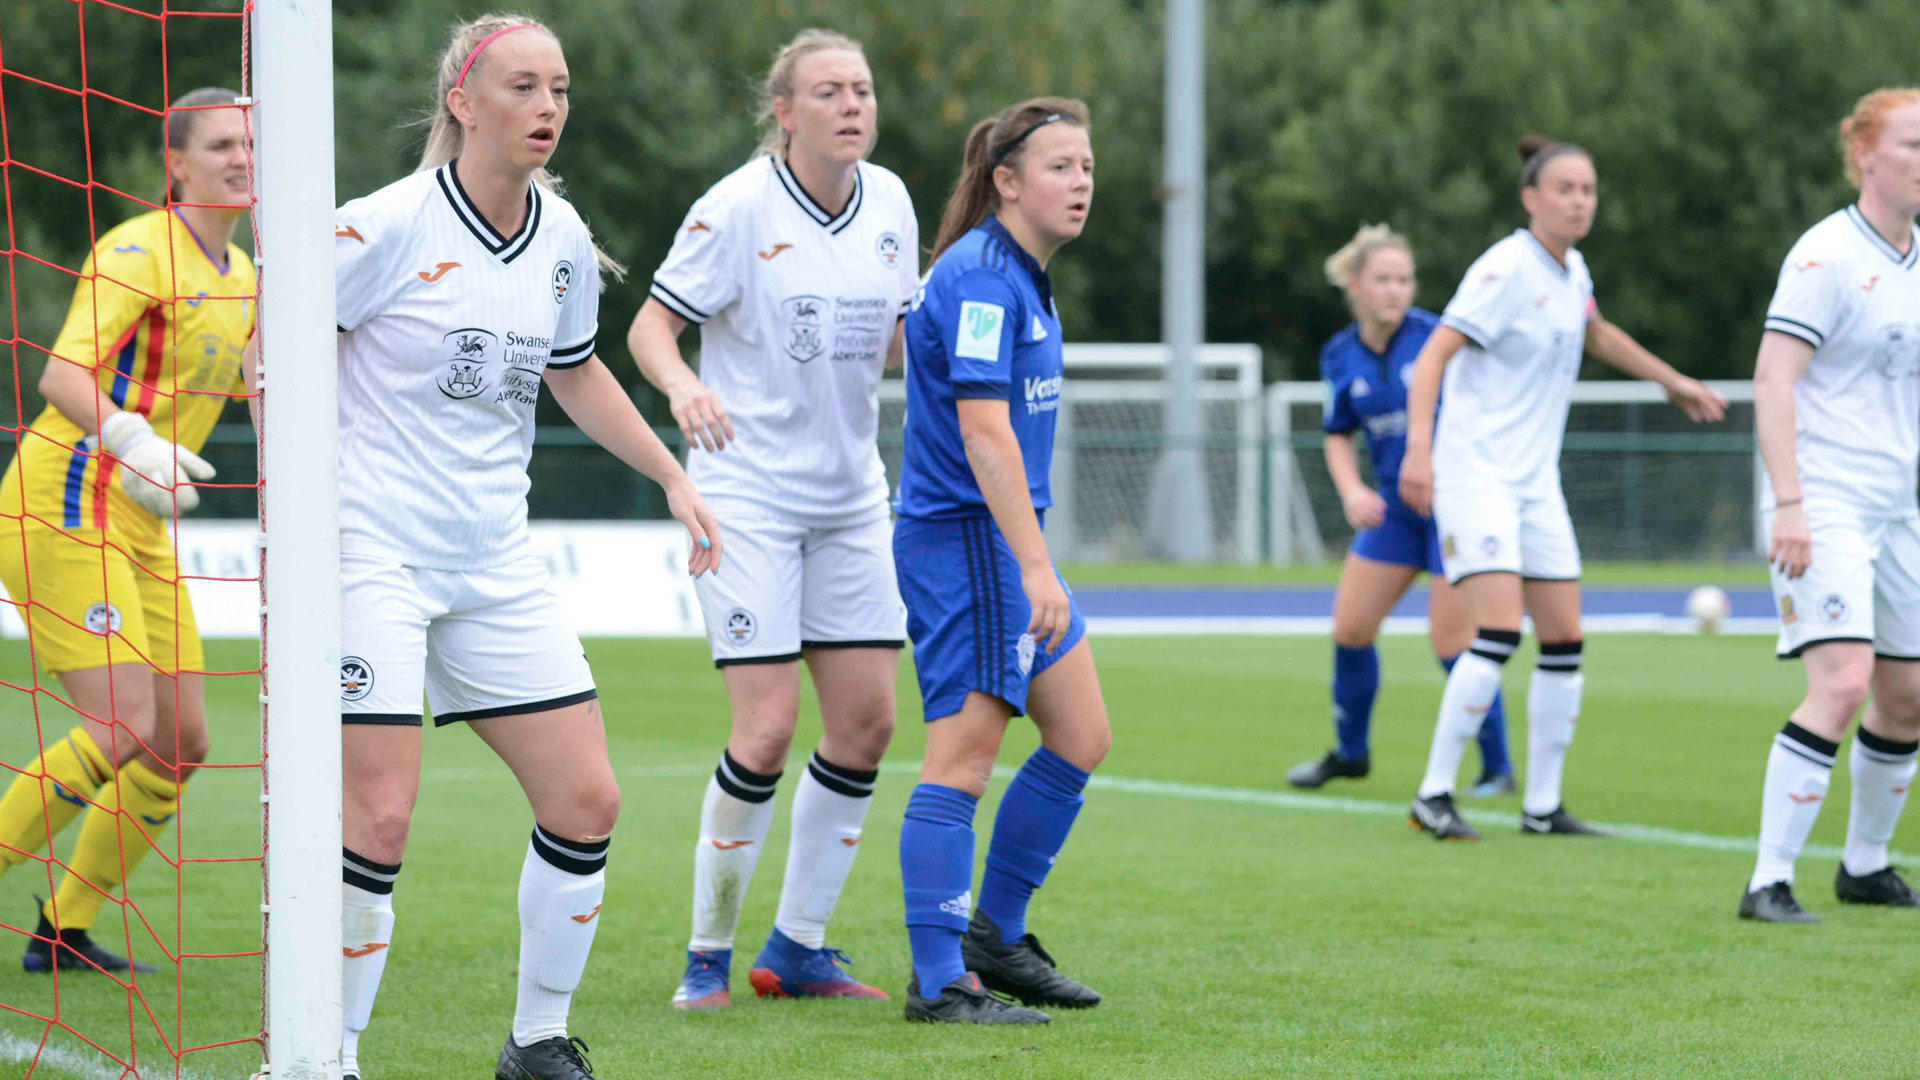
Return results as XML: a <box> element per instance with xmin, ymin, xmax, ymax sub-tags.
<box><xmin>1740</xmin><ymin>88</ymin><xmax>1920</xmax><ymax>924</ymax></box>
<box><xmin>299</xmin><ymin>18</ymin><xmax>722</xmax><ymax>1080</ymax></box>
<box><xmin>1397</xmin><ymin>134</ymin><xmax>1725</xmax><ymax>842</ymax></box>
<box><xmin>626</xmin><ymin>29</ymin><xmax>913</xmax><ymax>1008</ymax></box>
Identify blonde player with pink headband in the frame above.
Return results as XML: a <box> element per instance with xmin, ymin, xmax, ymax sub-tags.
<box><xmin>296</xmin><ymin>14</ymin><xmax>721</xmax><ymax>1080</ymax></box>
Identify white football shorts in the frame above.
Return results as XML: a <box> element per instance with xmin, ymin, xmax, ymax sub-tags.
<box><xmin>1767</xmin><ymin>501</ymin><xmax>1920</xmax><ymax>660</ymax></box>
<box><xmin>1433</xmin><ymin>481</ymin><xmax>1582</xmax><ymax>584</ymax></box>
<box><xmin>340</xmin><ymin>552</ymin><xmax>596</xmax><ymax>726</ymax></box>
<box><xmin>695</xmin><ymin>498</ymin><xmax>907</xmax><ymax>666</ymax></box>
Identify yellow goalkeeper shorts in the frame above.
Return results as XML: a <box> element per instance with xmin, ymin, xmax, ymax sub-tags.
<box><xmin>0</xmin><ymin>517</ymin><xmax>204</xmax><ymax>678</ymax></box>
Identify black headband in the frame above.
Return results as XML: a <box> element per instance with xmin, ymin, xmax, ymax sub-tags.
<box><xmin>990</xmin><ymin>113</ymin><xmax>1070</xmax><ymax>166</ymax></box>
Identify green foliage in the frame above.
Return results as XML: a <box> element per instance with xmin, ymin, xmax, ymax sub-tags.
<box><xmin>3</xmin><ymin>0</ymin><xmax>1915</xmax><ymax>428</ymax></box>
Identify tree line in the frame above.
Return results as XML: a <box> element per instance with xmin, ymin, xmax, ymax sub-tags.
<box><xmin>3</xmin><ymin>0</ymin><xmax>1913</xmax><ymax>433</ymax></box>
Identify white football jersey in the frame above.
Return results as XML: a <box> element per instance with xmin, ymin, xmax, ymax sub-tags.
<box><xmin>334</xmin><ymin>164</ymin><xmax>601</xmax><ymax>570</ymax></box>
<box><xmin>1764</xmin><ymin>206</ymin><xmax>1920</xmax><ymax>515</ymax></box>
<box><xmin>1435</xmin><ymin>230</ymin><xmax>1597</xmax><ymax>494</ymax></box>
<box><xmin>648</xmin><ymin>155</ymin><xmax>920</xmax><ymax>524</ymax></box>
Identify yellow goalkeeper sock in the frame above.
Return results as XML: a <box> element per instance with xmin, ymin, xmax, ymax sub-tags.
<box><xmin>45</xmin><ymin>759</ymin><xmax>183</xmax><ymax>933</ymax></box>
<box><xmin>0</xmin><ymin>727</ymin><xmax>113</xmax><ymax>878</ymax></box>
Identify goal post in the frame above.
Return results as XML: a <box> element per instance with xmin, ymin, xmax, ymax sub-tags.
<box><xmin>253</xmin><ymin>0</ymin><xmax>342</xmax><ymax>1076</ymax></box>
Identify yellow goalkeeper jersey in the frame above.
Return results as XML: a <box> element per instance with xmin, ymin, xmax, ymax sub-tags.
<box><xmin>3</xmin><ymin>209</ymin><xmax>255</xmax><ymax>537</ymax></box>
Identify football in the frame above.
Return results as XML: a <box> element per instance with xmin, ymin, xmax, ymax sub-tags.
<box><xmin>1685</xmin><ymin>585</ymin><xmax>1733</xmax><ymax>634</ymax></box>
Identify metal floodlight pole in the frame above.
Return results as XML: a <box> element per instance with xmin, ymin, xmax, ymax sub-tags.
<box><xmin>1154</xmin><ymin>0</ymin><xmax>1212</xmax><ymax>562</ymax></box>
<box><xmin>254</xmin><ymin>1</ymin><xmax>342</xmax><ymax>1076</ymax></box>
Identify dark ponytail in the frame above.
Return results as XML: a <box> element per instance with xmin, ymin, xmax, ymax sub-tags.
<box><xmin>1517</xmin><ymin>132</ymin><xmax>1589</xmax><ymax>190</ymax></box>
<box><xmin>930</xmin><ymin>96</ymin><xmax>1090</xmax><ymax>261</ymax></box>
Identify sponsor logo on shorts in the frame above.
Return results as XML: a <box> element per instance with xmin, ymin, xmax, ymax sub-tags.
<box><xmin>1821</xmin><ymin>594</ymin><xmax>1850</xmax><ymax>625</ymax></box>
<box><xmin>723</xmin><ymin>608</ymin><xmax>757</xmax><ymax>646</ymax></box>
<box><xmin>552</xmin><ymin>259</ymin><xmax>574</xmax><ymax>305</ymax></box>
<box><xmin>876</xmin><ymin>231</ymin><xmax>903</xmax><ymax>268</ymax></box>
<box><xmin>1778</xmin><ymin>595</ymin><xmax>1798</xmax><ymax>626</ymax></box>
<box><xmin>1442</xmin><ymin>535</ymin><xmax>1457</xmax><ymax>559</ymax></box>
<box><xmin>83</xmin><ymin>603</ymin><xmax>122</xmax><ymax>635</ymax></box>
<box><xmin>1016</xmin><ymin>632</ymin><xmax>1037</xmax><ymax>676</ymax></box>
<box><xmin>1481</xmin><ymin>536</ymin><xmax>1500</xmax><ymax>558</ymax></box>
<box><xmin>780</xmin><ymin>295</ymin><xmax>826</xmax><ymax>364</ymax></box>
<box><xmin>340</xmin><ymin>656</ymin><xmax>374</xmax><ymax>702</ymax></box>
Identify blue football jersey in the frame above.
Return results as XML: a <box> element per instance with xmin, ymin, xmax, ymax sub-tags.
<box><xmin>1319</xmin><ymin>307</ymin><xmax>1440</xmax><ymax>484</ymax></box>
<box><xmin>895</xmin><ymin>217</ymin><xmax>1064</xmax><ymax>519</ymax></box>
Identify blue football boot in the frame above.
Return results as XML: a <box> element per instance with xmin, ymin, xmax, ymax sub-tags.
<box><xmin>670</xmin><ymin>948</ymin><xmax>731</xmax><ymax>1010</ymax></box>
<box><xmin>748</xmin><ymin>927</ymin><xmax>888</xmax><ymax>1000</ymax></box>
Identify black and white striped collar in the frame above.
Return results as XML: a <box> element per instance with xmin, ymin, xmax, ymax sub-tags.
<box><xmin>436</xmin><ymin>162</ymin><xmax>543</xmax><ymax>264</ymax></box>
<box><xmin>1845</xmin><ymin>204</ymin><xmax>1920</xmax><ymax>270</ymax></box>
<box><xmin>771</xmin><ymin>154</ymin><xmax>863</xmax><ymax>235</ymax></box>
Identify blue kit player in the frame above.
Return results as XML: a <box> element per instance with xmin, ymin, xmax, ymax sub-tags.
<box><xmin>893</xmin><ymin>97</ymin><xmax>1107</xmax><ymax>1025</ymax></box>
<box><xmin>1286</xmin><ymin>224</ymin><xmax>1516</xmax><ymax>796</ymax></box>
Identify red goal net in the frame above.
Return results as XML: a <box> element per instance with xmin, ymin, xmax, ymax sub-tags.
<box><xmin>1</xmin><ymin>2</ymin><xmax>266</xmax><ymax>1076</ymax></box>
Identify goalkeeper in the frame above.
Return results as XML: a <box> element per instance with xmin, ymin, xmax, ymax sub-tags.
<box><xmin>0</xmin><ymin>88</ymin><xmax>256</xmax><ymax>973</ymax></box>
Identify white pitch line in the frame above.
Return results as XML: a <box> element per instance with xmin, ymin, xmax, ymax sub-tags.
<box><xmin>1086</xmin><ymin>615</ymin><xmax>1780</xmax><ymax>637</ymax></box>
<box><xmin>0</xmin><ymin>1032</ymin><xmax>222</xmax><ymax>1080</ymax></box>
<box><xmin>420</xmin><ymin>759</ymin><xmax>1869</xmax><ymax>863</ymax></box>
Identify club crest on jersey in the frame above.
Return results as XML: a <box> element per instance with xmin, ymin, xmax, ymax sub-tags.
<box><xmin>876</xmin><ymin>231</ymin><xmax>903</xmax><ymax>268</ymax></box>
<box><xmin>1874</xmin><ymin>322</ymin><xmax>1919</xmax><ymax>381</ymax></box>
<box><xmin>340</xmin><ymin>656</ymin><xmax>374</xmax><ymax>702</ymax></box>
<box><xmin>83</xmin><ymin>603</ymin><xmax>122</xmax><ymax>636</ymax></box>
<box><xmin>781</xmin><ymin>295</ymin><xmax>827</xmax><ymax>364</ymax></box>
<box><xmin>552</xmin><ymin>260</ymin><xmax>573</xmax><ymax>306</ymax></box>
<box><xmin>723</xmin><ymin>608</ymin><xmax>757</xmax><ymax>646</ymax></box>
<box><xmin>439</xmin><ymin>328</ymin><xmax>496</xmax><ymax>399</ymax></box>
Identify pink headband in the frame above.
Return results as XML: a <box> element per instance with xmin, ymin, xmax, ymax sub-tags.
<box><xmin>455</xmin><ymin>25</ymin><xmax>533</xmax><ymax>89</ymax></box>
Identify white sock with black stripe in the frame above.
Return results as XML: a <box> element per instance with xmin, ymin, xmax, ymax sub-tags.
<box><xmin>1419</xmin><ymin>629</ymin><xmax>1519</xmax><ymax>799</ymax></box>
<box><xmin>1751</xmin><ymin>722</ymin><xmax>1838</xmax><ymax>890</ymax></box>
<box><xmin>341</xmin><ymin>848</ymin><xmax>400</xmax><ymax>1078</ymax></box>
<box><xmin>514</xmin><ymin>825</ymin><xmax>610</xmax><ymax>1047</ymax></box>
<box><xmin>773</xmin><ymin>751</ymin><xmax>878</xmax><ymax>949</ymax></box>
<box><xmin>690</xmin><ymin>750</ymin><xmax>782</xmax><ymax>951</ymax></box>
<box><xmin>1843</xmin><ymin>726</ymin><xmax>1920</xmax><ymax>877</ymax></box>
<box><xmin>1523</xmin><ymin>641</ymin><xmax>1584</xmax><ymax>817</ymax></box>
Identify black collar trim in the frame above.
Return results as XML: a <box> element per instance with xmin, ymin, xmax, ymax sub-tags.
<box><xmin>1845</xmin><ymin>205</ymin><xmax>1920</xmax><ymax>269</ymax></box>
<box><xmin>1516</xmin><ymin>229</ymin><xmax>1571</xmax><ymax>280</ymax></box>
<box><xmin>437</xmin><ymin>163</ymin><xmax>542</xmax><ymax>264</ymax></box>
<box><xmin>771</xmin><ymin>155</ymin><xmax>863</xmax><ymax>235</ymax></box>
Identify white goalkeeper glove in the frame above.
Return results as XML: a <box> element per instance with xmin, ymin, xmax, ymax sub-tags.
<box><xmin>99</xmin><ymin>412</ymin><xmax>216</xmax><ymax>518</ymax></box>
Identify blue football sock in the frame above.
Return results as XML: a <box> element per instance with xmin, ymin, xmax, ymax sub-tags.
<box><xmin>900</xmin><ymin>783</ymin><xmax>978</xmax><ymax>994</ymax></box>
<box><xmin>1443</xmin><ymin>654</ymin><xmax>1513</xmax><ymax>777</ymax></box>
<box><xmin>978</xmin><ymin>746</ymin><xmax>1091</xmax><ymax>943</ymax></box>
<box><xmin>1333</xmin><ymin>644</ymin><xmax>1380</xmax><ymax>761</ymax></box>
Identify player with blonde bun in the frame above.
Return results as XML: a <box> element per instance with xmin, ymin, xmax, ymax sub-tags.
<box><xmin>0</xmin><ymin>88</ymin><xmax>254</xmax><ymax>976</ymax></box>
<box><xmin>1399</xmin><ymin>134</ymin><xmax>1726</xmax><ymax>841</ymax></box>
<box><xmin>1740</xmin><ymin>88</ymin><xmax>1920</xmax><ymax>924</ymax></box>
<box><xmin>629</xmin><ymin>27</ymin><xmax>918</xmax><ymax>1010</ymax></box>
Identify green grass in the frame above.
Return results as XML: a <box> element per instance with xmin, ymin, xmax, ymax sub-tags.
<box><xmin>1059</xmin><ymin>560</ymin><xmax>1767</xmax><ymax>587</ymax></box>
<box><xmin>1</xmin><ymin>633</ymin><xmax>1911</xmax><ymax>1079</ymax></box>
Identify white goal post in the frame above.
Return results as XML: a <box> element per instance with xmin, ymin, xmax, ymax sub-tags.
<box><xmin>253</xmin><ymin>2</ymin><xmax>343</xmax><ymax>1077</ymax></box>
<box><xmin>878</xmin><ymin>343</ymin><xmax>1266</xmax><ymax>563</ymax></box>
<box><xmin>1265</xmin><ymin>379</ymin><xmax>1764</xmax><ymax>564</ymax></box>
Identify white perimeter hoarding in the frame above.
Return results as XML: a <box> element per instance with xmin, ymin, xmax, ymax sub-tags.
<box><xmin>0</xmin><ymin>521</ymin><xmax>707</xmax><ymax>640</ymax></box>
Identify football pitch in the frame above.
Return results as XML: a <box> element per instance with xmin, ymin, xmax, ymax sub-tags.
<box><xmin>0</xmin><ymin>631</ymin><xmax>1912</xmax><ymax>1079</ymax></box>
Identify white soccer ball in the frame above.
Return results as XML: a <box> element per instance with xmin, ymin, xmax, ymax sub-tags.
<box><xmin>1685</xmin><ymin>585</ymin><xmax>1733</xmax><ymax>634</ymax></box>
